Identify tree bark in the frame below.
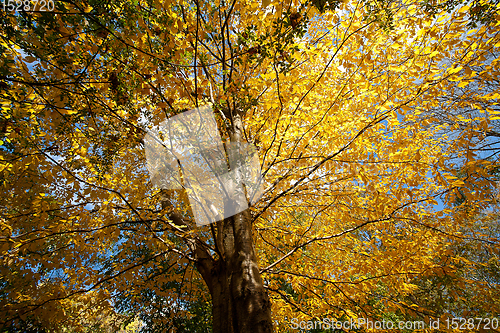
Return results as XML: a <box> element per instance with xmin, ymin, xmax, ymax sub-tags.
<box><xmin>193</xmin><ymin>108</ymin><xmax>274</xmax><ymax>333</ymax></box>
<box><xmin>195</xmin><ymin>211</ymin><xmax>273</xmax><ymax>333</ymax></box>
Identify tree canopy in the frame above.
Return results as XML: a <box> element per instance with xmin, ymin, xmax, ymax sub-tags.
<box><xmin>1</xmin><ymin>0</ymin><xmax>500</xmax><ymax>331</ymax></box>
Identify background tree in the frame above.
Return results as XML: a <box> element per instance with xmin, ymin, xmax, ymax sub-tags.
<box><xmin>1</xmin><ymin>0</ymin><xmax>500</xmax><ymax>332</ymax></box>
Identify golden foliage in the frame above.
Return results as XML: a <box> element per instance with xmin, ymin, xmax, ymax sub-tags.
<box><xmin>1</xmin><ymin>0</ymin><xmax>499</xmax><ymax>331</ymax></box>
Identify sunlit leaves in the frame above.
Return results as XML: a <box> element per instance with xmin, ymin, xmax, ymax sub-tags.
<box><xmin>1</xmin><ymin>0</ymin><xmax>500</xmax><ymax>330</ymax></box>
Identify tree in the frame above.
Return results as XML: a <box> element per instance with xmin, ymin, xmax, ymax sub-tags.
<box><xmin>1</xmin><ymin>0</ymin><xmax>500</xmax><ymax>332</ymax></box>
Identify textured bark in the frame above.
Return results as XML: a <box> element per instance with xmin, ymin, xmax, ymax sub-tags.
<box><xmin>202</xmin><ymin>259</ymin><xmax>234</xmax><ymax>333</ymax></box>
<box><xmin>163</xmin><ymin>193</ymin><xmax>273</xmax><ymax>333</ymax></box>
<box><xmin>199</xmin><ymin>109</ymin><xmax>273</xmax><ymax>333</ymax></box>
<box><xmin>196</xmin><ymin>212</ymin><xmax>273</xmax><ymax>333</ymax></box>
<box><xmin>166</xmin><ymin>107</ymin><xmax>273</xmax><ymax>333</ymax></box>
<box><xmin>228</xmin><ymin>210</ymin><xmax>273</xmax><ymax>333</ymax></box>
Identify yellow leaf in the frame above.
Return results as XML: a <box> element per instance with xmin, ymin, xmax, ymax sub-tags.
<box><xmin>448</xmin><ymin>66</ymin><xmax>463</xmax><ymax>74</ymax></box>
<box><xmin>457</xmin><ymin>4</ymin><xmax>471</xmax><ymax>13</ymax></box>
<box><xmin>452</xmin><ymin>179</ymin><xmax>465</xmax><ymax>187</ymax></box>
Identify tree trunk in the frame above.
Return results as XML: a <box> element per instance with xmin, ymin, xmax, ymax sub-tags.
<box><xmin>196</xmin><ymin>211</ymin><xmax>273</xmax><ymax>333</ymax></box>
<box><xmin>193</xmin><ymin>108</ymin><xmax>273</xmax><ymax>332</ymax></box>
